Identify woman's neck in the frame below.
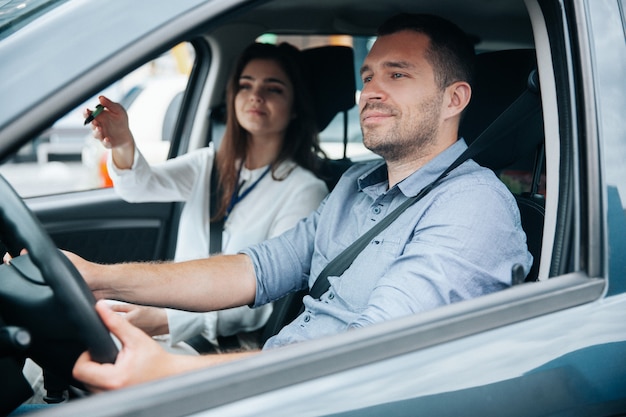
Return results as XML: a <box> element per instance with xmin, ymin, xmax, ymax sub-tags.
<box><xmin>244</xmin><ymin>134</ymin><xmax>283</xmax><ymax>169</ymax></box>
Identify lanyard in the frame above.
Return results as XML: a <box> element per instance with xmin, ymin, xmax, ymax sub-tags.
<box><xmin>224</xmin><ymin>165</ymin><xmax>271</xmax><ymax>221</ymax></box>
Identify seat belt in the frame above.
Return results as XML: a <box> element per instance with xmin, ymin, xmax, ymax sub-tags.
<box><xmin>309</xmin><ymin>76</ymin><xmax>541</xmax><ymax>299</ymax></box>
<box><xmin>208</xmin><ymin>161</ymin><xmax>223</xmax><ymax>255</ymax></box>
<box><xmin>259</xmin><ymin>69</ymin><xmax>542</xmax><ymax>344</ymax></box>
<box><xmin>186</xmin><ymin>161</ymin><xmax>241</xmax><ymax>353</ymax></box>
<box><xmin>309</xmin><ymin>147</ymin><xmax>471</xmax><ymax>299</ymax></box>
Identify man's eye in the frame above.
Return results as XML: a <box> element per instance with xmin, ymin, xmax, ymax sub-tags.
<box><xmin>392</xmin><ymin>73</ymin><xmax>404</xmax><ymax>79</ymax></box>
<box><xmin>362</xmin><ymin>75</ymin><xmax>372</xmax><ymax>83</ymax></box>
<box><xmin>238</xmin><ymin>83</ymin><xmax>252</xmax><ymax>90</ymax></box>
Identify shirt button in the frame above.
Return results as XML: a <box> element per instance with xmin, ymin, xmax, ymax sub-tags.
<box><xmin>372</xmin><ymin>206</ymin><xmax>381</xmax><ymax>214</ymax></box>
<box><xmin>328</xmin><ymin>293</ymin><xmax>335</xmax><ymax>300</ymax></box>
<box><xmin>303</xmin><ymin>314</ymin><xmax>311</xmax><ymax>323</ymax></box>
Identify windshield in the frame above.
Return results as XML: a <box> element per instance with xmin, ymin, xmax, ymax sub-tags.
<box><xmin>0</xmin><ymin>0</ymin><xmax>68</xmax><ymax>40</ymax></box>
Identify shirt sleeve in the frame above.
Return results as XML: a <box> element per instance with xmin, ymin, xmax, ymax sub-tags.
<box><xmin>244</xmin><ymin>200</ymin><xmax>325</xmax><ymax>306</ymax></box>
<box><xmin>167</xmin><ymin>305</ymin><xmax>274</xmax><ymax>345</ymax></box>
<box><xmin>108</xmin><ymin>147</ymin><xmax>213</xmax><ymax>202</ymax></box>
<box><xmin>166</xmin><ymin>308</ymin><xmax>215</xmax><ymax>345</ymax></box>
<box><xmin>215</xmin><ymin>304</ymin><xmax>273</xmax><ymax>336</ymax></box>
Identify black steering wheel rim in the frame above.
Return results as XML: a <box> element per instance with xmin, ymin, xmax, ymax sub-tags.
<box><xmin>0</xmin><ymin>174</ymin><xmax>118</xmax><ymax>364</ymax></box>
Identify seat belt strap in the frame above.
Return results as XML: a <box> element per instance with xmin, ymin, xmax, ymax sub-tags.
<box><xmin>309</xmin><ymin>80</ymin><xmax>541</xmax><ymax>300</ymax></box>
<box><xmin>308</xmin><ymin>150</ymin><xmax>467</xmax><ymax>299</ymax></box>
<box><xmin>209</xmin><ymin>161</ymin><xmax>223</xmax><ymax>255</ymax></box>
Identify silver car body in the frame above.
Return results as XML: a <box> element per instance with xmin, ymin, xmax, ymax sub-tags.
<box><xmin>0</xmin><ymin>0</ymin><xmax>625</xmax><ymax>415</ymax></box>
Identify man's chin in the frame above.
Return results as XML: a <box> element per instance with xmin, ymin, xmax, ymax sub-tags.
<box><xmin>364</xmin><ymin>142</ymin><xmax>401</xmax><ymax>161</ymax></box>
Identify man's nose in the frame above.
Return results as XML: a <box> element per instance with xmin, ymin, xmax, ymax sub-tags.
<box><xmin>359</xmin><ymin>80</ymin><xmax>384</xmax><ymax>108</ymax></box>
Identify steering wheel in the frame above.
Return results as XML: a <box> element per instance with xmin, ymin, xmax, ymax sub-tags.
<box><xmin>0</xmin><ymin>174</ymin><xmax>118</xmax><ymax>387</ymax></box>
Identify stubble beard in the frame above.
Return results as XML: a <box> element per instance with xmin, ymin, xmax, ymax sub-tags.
<box><xmin>362</xmin><ymin>94</ymin><xmax>443</xmax><ymax>164</ymax></box>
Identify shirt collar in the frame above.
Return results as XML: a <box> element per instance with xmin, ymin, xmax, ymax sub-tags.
<box><xmin>358</xmin><ymin>138</ymin><xmax>469</xmax><ymax>197</ymax></box>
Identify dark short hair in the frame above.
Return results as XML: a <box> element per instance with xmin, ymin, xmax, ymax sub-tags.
<box><xmin>377</xmin><ymin>13</ymin><xmax>475</xmax><ymax>89</ymax></box>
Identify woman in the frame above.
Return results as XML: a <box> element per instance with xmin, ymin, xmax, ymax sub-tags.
<box><xmin>86</xmin><ymin>42</ymin><xmax>329</xmax><ymax>353</ymax></box>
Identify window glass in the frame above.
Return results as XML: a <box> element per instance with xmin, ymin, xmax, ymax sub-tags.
<box><xmin>0</xmin><ymin>43</ymin><xmax>194</xmax><ymax>197</ymax></box>
<box><xmin>620</xmin><ymin>0</ymin><xmax>626</xmax><ymax>38</ymax></box>
<box><xmin>588</xmin><ymin>0</ymin><xmax>626</xmax><ymax>292</ymax></box>
<box><xmin>0</xmin><ymin>0</ymin><xmax>69</xmax><ymax>41</ymax></box>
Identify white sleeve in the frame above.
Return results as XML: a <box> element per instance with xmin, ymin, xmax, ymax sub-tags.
<box><xmin>166</xmin><ymin>309</ymin><xmax>218</xmax><ymax>346</ymax></box>
<box><xmin>214</xmin><ymin>304</ymin><xmax>273</xmax><ymax>337</ymax></box>
<box><xmin>166</xmin><ymin>304</ymin><xmax>273</xmax><ymax>345</ymax></box>
<box><xmin>107</xmin><ymin>147</ymin><xmax>213</xmax><ymax>202</ymax></box>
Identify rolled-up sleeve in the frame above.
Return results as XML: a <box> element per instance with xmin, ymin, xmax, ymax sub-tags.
<box><xmin>242</xmin><ymin>200</ymin><xmax>325</xmax><ymax>306</ymax></box>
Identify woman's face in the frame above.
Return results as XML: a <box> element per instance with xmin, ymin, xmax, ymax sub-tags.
<box><xmin>235</xmin><ymin>58</ymin><xmax>295</xmax><ymax>141</ymax></box>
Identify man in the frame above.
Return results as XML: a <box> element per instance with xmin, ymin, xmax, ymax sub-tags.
<box><xmin>71</xmin><ymin>13</ymin><xmax>532</xmax><ymax>391</ymax></box>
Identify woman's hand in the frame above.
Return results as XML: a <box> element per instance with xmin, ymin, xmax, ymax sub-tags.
<box><xmin>110</xmin><ymin>303</ymin><xmax>170</xmax><ymax>337</ymax></box>
<box><xmin>84</xmin><ymin>95</ymin><xmax>136</xmax><ymax>169</ymax></box>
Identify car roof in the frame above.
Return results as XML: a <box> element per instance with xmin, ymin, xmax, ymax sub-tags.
<box><xmin>247</xmin><ymin>0</ymin><xmax>532</xmax><ymax>46</ymax></box>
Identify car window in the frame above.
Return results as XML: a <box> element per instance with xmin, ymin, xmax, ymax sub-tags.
<box><xmin>0</xmin><ymin>0</ymin><xmax>69</xmax><ymax>41</ymax></box>
<box><xmin>0</xmin><ymin>42</ymin><xmax>194</xmax><ymax>197</ymax></box>
<box><xmin>590</xmin><ymin>0</ymin><xmax>626</xmax><ymax>292</ymax></box>
<box><xmin>621</xmin><ymin>0</ymin><xmax>626</xmax><ymax>37</ymax></box>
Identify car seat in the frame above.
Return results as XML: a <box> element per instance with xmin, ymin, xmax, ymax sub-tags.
<box><xmin>459</xmin><ymin>49</ymin><xmax>545</xmax><ymax>283</ymax></box>
<box><xmin>301</xmin><ymin>45</ymin><xmax>357</xmax><ymax>190</ymax></box>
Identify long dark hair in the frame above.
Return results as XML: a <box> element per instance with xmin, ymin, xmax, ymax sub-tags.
<box><xmin>213</xmin><ymin>42</ymin><xmax>323</xmax><ymax>220</ymax></box>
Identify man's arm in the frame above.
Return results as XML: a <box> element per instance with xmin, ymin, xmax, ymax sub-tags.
<box><xmin>73</xmin><ymin>301</ymin><xmax>257</xmax><ymax>391</ymax></box>
<box><xmin>66</xmin><ymin>251</ymin><xmax>257</xmax><ymax>313</ymax></box>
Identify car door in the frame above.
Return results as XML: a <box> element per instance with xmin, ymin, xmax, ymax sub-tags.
<box><xmin>22</xmin><ymin>190</ymin><xmax>177</xmax><ymax>264</ymax></box>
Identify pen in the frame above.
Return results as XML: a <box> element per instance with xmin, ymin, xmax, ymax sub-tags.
<box><xmin>84</xmin><ymin>104</ymin><xmax>104</xmax><ymax>125</ymax></box>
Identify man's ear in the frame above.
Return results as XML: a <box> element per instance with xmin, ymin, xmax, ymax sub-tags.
<box><xmin>443</xmin><ymin>81</ymin><xmax>471</xmax><ymax>119</ymax></box>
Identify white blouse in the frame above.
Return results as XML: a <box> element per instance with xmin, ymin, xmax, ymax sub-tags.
<box><xmin>107</xmin><ymin>145</ymin><xmax>328</xmax><ymax>347</ymax></box>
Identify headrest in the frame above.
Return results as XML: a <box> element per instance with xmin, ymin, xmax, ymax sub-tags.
<box><xmin>459</xmin><ymin>49</ymin><xmax>543</xmax><ymax>171</ymax></box>
<box><xmin>301</xmin><ymin>45</ymin><xmax>357</xmax><ymax>132</ymax></box>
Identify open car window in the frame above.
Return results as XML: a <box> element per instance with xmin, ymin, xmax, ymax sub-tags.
<box><xmin>0</xmin><ymin>43</ymin><xmax>194</xmax><ymax>197</ymax></box>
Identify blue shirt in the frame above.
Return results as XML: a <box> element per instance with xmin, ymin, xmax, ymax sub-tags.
<box><xmin>242</xmin><ymin>139</ymin><xmax>533</xmax><ymax>349</ymax></box>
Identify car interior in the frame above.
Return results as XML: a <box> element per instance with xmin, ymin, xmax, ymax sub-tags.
<box><xmin>2</xmin><ymin>0</ymin><xmax>606</xmax><ymax>414</ymax></box>
<box><xmin>5</xmin><ymin>40</ymin><xmax>546</xmax><ymax>407</ymax></box>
